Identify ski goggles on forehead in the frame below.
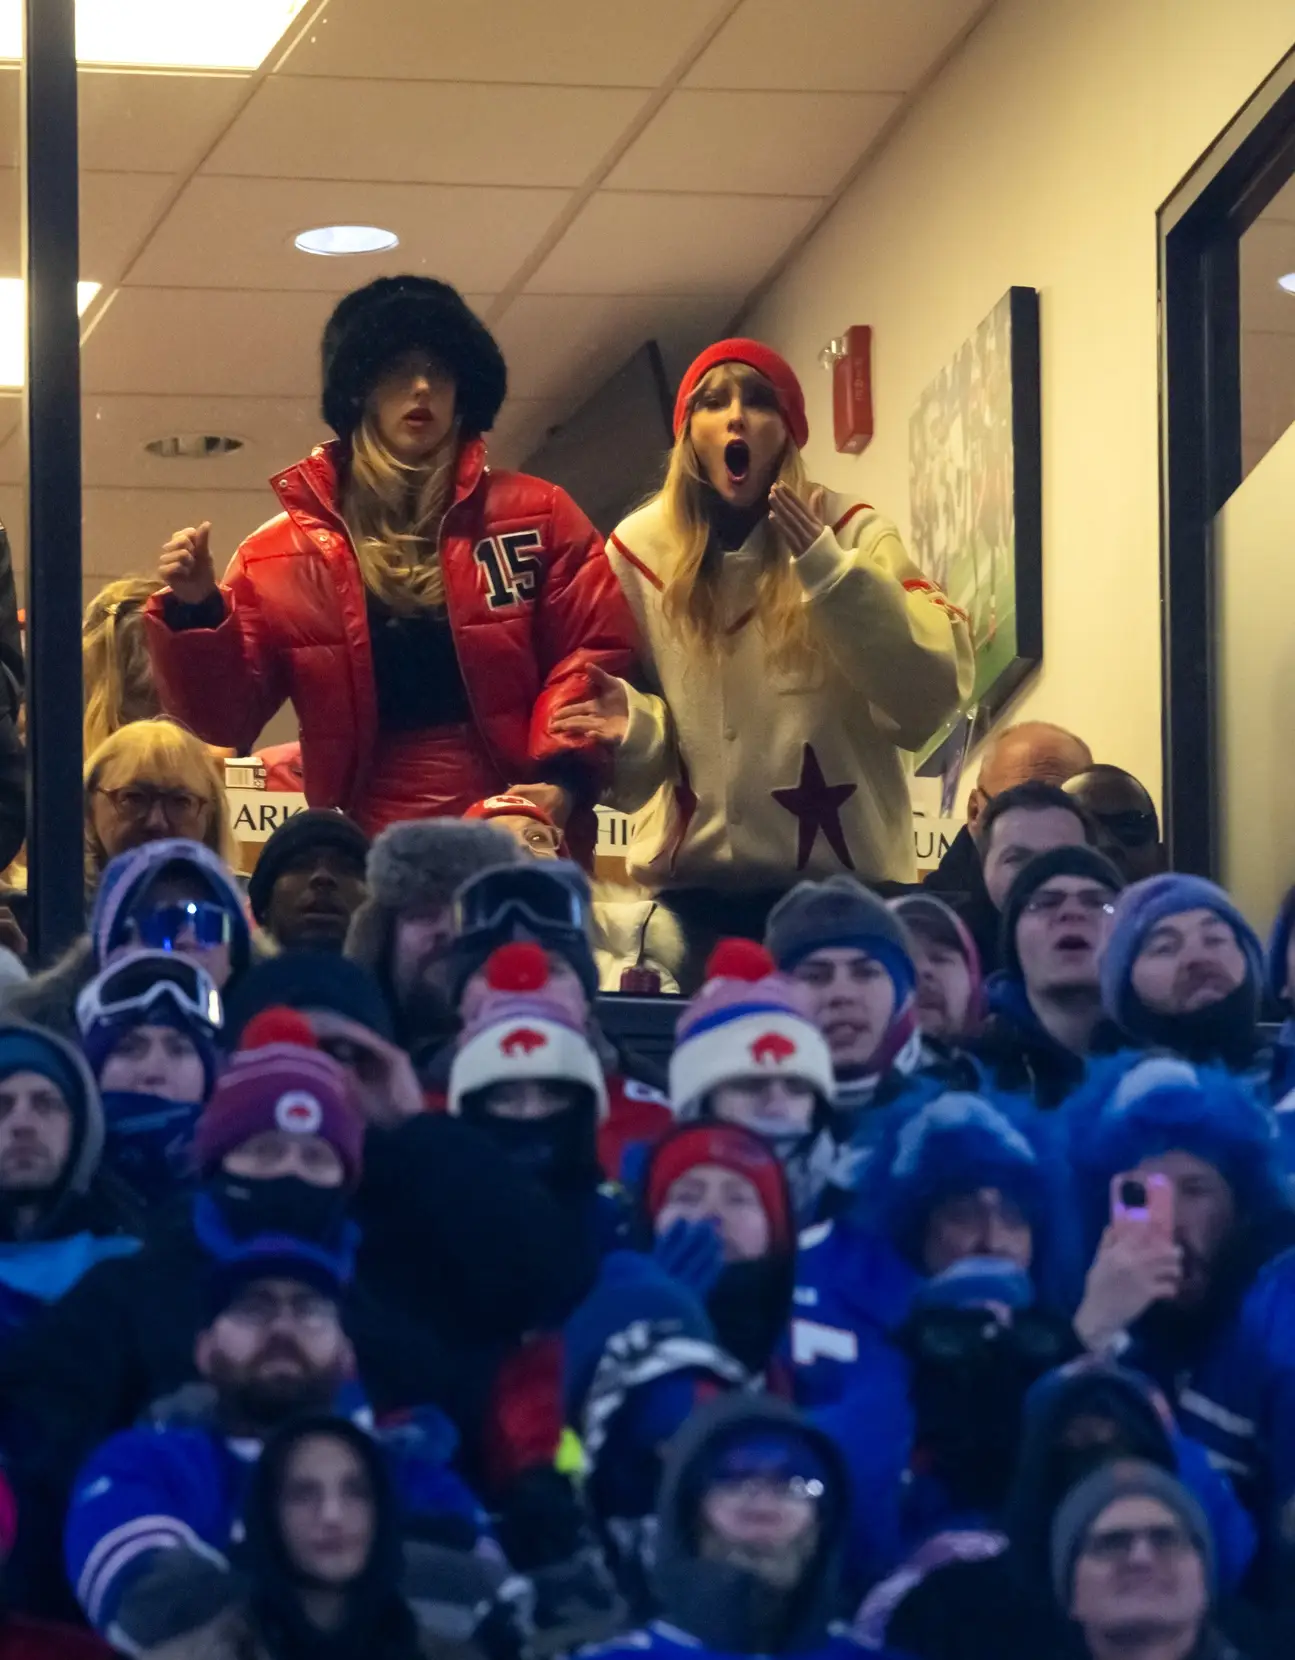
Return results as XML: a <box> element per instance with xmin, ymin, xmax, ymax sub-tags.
<box><xmin>128</xmin><ymin>900</ymin><xmax>235</xmax><ymax>953</ymax></box>
<box><xmin>454</xmin><ymin>865</ymin><xmax>587</xmax><ymax>938</ymax></box>
<box><xmin>77</xmin><ymin>949</ymin><xmax>223</xmax><ymax>1034</ymax></box>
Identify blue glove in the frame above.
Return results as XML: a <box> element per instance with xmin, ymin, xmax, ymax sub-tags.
<box><xmin>652</xmin><ymin>1218</ymin><xmax>725</xmax><ymax>1294</ymax></box>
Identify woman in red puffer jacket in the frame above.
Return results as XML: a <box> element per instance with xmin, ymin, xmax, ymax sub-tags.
<box><xmin>144</xmin><ymin>276</ymin><xmax>639</xmax><ymax>845</ymax></box>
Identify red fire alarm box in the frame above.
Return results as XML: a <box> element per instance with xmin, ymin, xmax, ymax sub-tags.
<box><xmin>830</xmin><ymin>325</ymin><xmax>874</xmax><ymax>455</ymax></box>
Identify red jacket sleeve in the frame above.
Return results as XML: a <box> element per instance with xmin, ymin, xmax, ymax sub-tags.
<box><xmin>528</xmin><ymin>488</ymin><xmax>640</xmax><ymax>788</ymax></box>
<box><xmin>143</xmin><ymin>547</ymin><xmax>290</xmax><ymax>756</ymax></box>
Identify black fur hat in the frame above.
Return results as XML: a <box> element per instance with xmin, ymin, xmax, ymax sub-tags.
<box><xmin>320</xmin><ymin>275</ymin><xmax>508</xmax><ymax>441</ymax></box>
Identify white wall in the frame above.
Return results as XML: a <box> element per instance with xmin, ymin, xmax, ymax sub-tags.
<box><xmin>745</xmin><ymin>0</ymin><xmax>1295</xmax><ymax>810</ymax></box>
<box><xmin>1216</xmin><ymin>418</ymin><xmax>1295</xmax><ymax>931</ymax></box>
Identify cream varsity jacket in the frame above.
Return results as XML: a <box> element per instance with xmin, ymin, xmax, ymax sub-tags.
<box><xmin>606</xmin><ymin>491</ymin><xmax>973</xmax><ymax>891</ymax></box>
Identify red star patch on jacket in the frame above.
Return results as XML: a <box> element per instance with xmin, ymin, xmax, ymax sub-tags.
<box><xmin>772</xmin><ymin>743</ymin><xmax>857</xmax><ymax>870</ymax></box>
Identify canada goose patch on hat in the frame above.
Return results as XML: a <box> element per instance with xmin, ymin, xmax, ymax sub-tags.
<box><xmin>275</xmin><ymin>1091</ymin><xmax>323</xmax><ymax>1135</ymax></box>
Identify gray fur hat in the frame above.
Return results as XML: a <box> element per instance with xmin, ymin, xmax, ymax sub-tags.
<box><xmin>345</xmin><ymin>818</ymin><xmax>523</xmax><ymax>976</ymax></box>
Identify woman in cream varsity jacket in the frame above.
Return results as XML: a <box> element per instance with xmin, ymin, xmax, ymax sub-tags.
<box><xmin>552</xmin><ymin>339</ymin><xmax>974</xmax><ymax>978</ymax></box>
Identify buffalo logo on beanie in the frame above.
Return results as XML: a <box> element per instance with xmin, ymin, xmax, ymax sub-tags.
<box><xmin>500</xmin><ymin>1028</ymin><xmax>548</xmax><ymax>1058</ymax></box>
<box><xmin>670</xmin><ymin>940</ymin><xmax>834</xmax><ymax>1118</ymax></box>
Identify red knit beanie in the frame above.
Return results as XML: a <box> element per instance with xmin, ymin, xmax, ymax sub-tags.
<box><xmin>193</xmin><ymin>1007</ymin><xmax>366</xmax><ymax>1187</ymax></box>
<box><xmin>646</xmin><ymin>1122</ymin><xmax>792</xmax><ymax>1254</ymax></box>
<box><xmin>673</xmin><ymin>338</ymin><xmax>809</xmax><ymax>450</ymax></box>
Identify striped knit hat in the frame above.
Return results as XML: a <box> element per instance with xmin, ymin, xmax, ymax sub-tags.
<box><xmin>448</xmin><ymin>942</ymin><xmax>607</xmax><ymax>1118</ymax></box>
<box><xmin>192</xmin><ymin>1008</ymin><xmax>365</xmax><ymax>1187</ymax></box>
<box><xmin>669</xmin><ymin>940</ymin><xmax>834</xmax><ymax>1118</ymax></box>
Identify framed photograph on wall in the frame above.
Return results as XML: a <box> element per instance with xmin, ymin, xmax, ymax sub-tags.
<box><xmin>908</xmin><ymin>285</ymin><xmax>1042</xmax><ymax>793</ymax></box>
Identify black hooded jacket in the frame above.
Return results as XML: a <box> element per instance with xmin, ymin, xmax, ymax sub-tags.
<box><xmin>651</xmin><ymin>1395</ymin><xmax>851</xmax><ymax>1655</ymax></box>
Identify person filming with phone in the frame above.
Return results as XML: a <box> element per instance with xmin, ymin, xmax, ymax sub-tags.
<box><xmin>1066</xmin><ymin>1054</ymin><xmax>1295</xmax><ymax>1554</ymax></box>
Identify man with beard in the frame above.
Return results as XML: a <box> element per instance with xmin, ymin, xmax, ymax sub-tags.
<box><xmin>972</xmin><ymin>847</ymin><xmax>1125</xmax><ymax>1109</ymax></box>
<box><xmin>247</xmin><ymin>811</ymin><xmax>370</xmax><ymax>954</ymax></box>
<box><xmin>1067</xmin><ymin>1055</ymin><xmax>1295</xmax><ymax>1562</ymax></box>
<box><xmin>64</xmin><ymin>1236</ymin><xmax>486</xmax><ymax>1651</ymax></box>
<box><xmin>1099</xmin><ymin>876</ymin><xmax>1265</xmax><ymax>1076</ymax></box>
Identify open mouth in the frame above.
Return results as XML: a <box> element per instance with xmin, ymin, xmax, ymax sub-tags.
<box><xmin>1054</xmin><ymin>933</ymin><xmax>1092</xmax><ymax>955</ymax></box>
<box><xmin>724</xmin><ymin>439</ymin><xmax>751</xmax><ymax>483</ymax></box>
<box><xmin>404</xmin><ymin>408</ymin><xmax>434</xmax><ymax>426</ymax></box>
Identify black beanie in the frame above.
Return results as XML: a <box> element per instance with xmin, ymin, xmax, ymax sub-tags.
<box><xmin>223</xmin><ymin>951</ymin><xmax>395</xmax><ymax>1047</ymax></box>
<box><xmin>248</xmin><ymin>810</ymin><xmax>371</xmax><ymax>927</ymax></box>
<box><xmin>320</xmin><ymin>276</ymin><xmax>508</xmax><ymax>441</ymax></box>
<box><xmin>1000</xmin><ymin>845</ymin><xmax>1125</xmax><ymax>980</ymax></box>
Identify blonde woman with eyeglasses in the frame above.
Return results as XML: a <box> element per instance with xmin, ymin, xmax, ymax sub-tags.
<box><xmin>84</xmin><ymin>718</ymin><xmax>232</xmax><ymax>885</ymax></box>
<box><xmin>551</xmin><ymin>339</ymin><xmax>974</xmax><ymax>986</ymax></box>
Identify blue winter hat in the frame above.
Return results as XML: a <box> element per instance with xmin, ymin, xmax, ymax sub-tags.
<box><xmin>0</xmin><ymin>1026</ymin><xmax>89</xmax><ymax>1109</ymax></box>
<box><xmin>1099</xmin><ymin>874</ymin><xmax>1263</xmax><ymax>1033</ymax></box>
<box><xmin>1267</xmin><ymin>885</ymin><xmax>1295</xmax><ymax>1005</ymax></box>
<box><xmin>765</xmin><ymin>875</ymin><xmax>916</xmax><ymax>1003</ymax></box>
<box><xmin>1064</xmin><ymin>1053</ymin><xmax>1287</xmax><ymax>1252</ymax></box>
<box><xmin>92</xmin><ymin>838</ymin><xmax>250</xmax><ymax>972</ymax></box>
<box><xmin>195</xmin><ymin>1196</ymin><xmax>358</xmax><ymax>1319</ymax></box>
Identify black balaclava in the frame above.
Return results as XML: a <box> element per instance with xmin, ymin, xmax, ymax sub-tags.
<box><xmin>460</xmin><ymin>1084</ymin><xmax>602</xmax><ymax>1198</ymax></box>
<box><xmin>205</xmin><ymin>1170</ymin><xmax>350</xmax><ymax>1245</ymax></box>
<box><xmin>243</xmin><ymin>1415</ymin><xmax>416</xmax><ymax>1660</ymax></box>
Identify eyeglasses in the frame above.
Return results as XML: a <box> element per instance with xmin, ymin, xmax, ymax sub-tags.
<box><xmin>1082</xmin><ymin>1524</ymin><xmax>1193</xmax><ymax>1563</ymax></box>
<box><xmin>129</xmin><ymin>901</ymin><xmax>234</xmax><ymax>952</ymax></box>
<box><xmin>711</xmin><ymin>1476</ymin><xmax>825</xmax><ymax>1503</ymax></box>
<box><xmin>77</xmin><ymin>948</ymin><xmax>223</xmax><ymax>1035</ymax></box>
<box><xmin>1095</xmin><ymin>809</ymin><xmax>1159</xmax><ymax>849</ymax></box>
<box><xmin>1022</xmin><ymin>887</ymin><xmax>1116</xmax><ymax>918</ymax></box>
<box><xmin>96</xmin><ymin>785</ymin><xmax>208</xmax><ymax>827</ymax></box>
<box><xmin>454</xmin><ymin>865</ymin><xmax>587</xmax><ymax>939</ymax></box>
<box><xmin>223</xmin><ymin>1290</ymin><xmax>337</xmax><ymax>1330</ymax></box>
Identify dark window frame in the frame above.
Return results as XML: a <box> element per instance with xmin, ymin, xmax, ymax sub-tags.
<box><xmin>1158</xmin><ymin>45</ymin><xmax>1295</xmax><ymax>876</ymax></box>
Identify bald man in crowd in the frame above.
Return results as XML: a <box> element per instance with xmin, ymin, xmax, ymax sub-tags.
<box><xmin>926</xmin><ymin>721</ymin><xmax>1093</xmax><ymax>970</ymax></box>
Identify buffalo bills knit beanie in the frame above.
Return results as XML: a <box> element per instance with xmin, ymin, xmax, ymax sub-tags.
<box><xmin>1051</xmin><ymin>1462</ymin><xmax>1214</xmax><ymax>1608</ymax></box>
<box><xmin>673</xmin><ymin>339</ymin><xmax>809</xmax><ymax>449</ymax></box>
<box><xmin>321</xmin><ymin>275</ymin><xmax>507</xmax><ymax>441</ymax></box>
<box><xmin>998</xmin><ymin>845</ymin><xmax>1124</xmax><ymax>981</ymax></box>
<box><xmin>193</xmin><ymin>1008</ymin><xmax>365</xmax><ymax>1187</ymax></box>
<box><xmin>670</xmin><ymin>940</ymin><xmax>834</xmax><ymax>1119</ymax></box>
<box><xmin>1268</xmin><ymin>885</ymin><xmax>1295</xmax><ymax>1005</ymax></box>
<box><xmin>448</xmin><ymin>942</ymin><xmax>607</xmax><ymax>1118</ymax></box>
<box><xmin>247</xmin><ymin>811</ymin><xmax>369</xmax><ymax>927</ymax></box>
<box><xmin>1099</xmin><ymin>873</ymin><xmax>1263</xmax><ymax>1033</ymax></box>
<box><xmin>765</xmin><ymin>876</ymin><xmax>916</xmax><ymax>996</ymax></box>
<box><xmin>1064</xmin><ymin>1053</ymin><xmax>1286</xmax><ymax>1252</ymax></box>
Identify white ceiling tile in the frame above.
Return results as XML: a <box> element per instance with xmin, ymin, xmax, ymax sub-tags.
<box><xmin>606</xmin><ymin>89</ymin><xmax>899</xmax><ymax>196</ymax></box>
<box><xmin>685</xmin><ymin>0</ymin><xmax>989</xmax><ymax>91</ymax></box>
<box><xmin>0</xmin><ymin>170</ymin><xmax>174</xmax><ymax>280</ymax></box>
<box><xmin>204</xmin><ymin>77</ymin><xmax>649</xmax><ymax>188</ymax></box>
<box><xmin>494</xmin><ymin>293</ymin><xmax>735</xmax><ymax>402</ymax></box>
<box><xmin>281</xmin><ymin>0</ymin><xmax>728</xmax><ymax>86</ymax></box>
<box><xmin>124</xmin><ymin>173</ymin><xmax>565</xmax><ymax>292</ymax></box>
<box><xmin>81</xmin><ymin>394</ymin><xmax>328</xmax><ymax>490</ymax></box>
<box><xmin>527</xmin><ymin>191</ymin><xmax>822</xmax><ymax>296</ymax></box>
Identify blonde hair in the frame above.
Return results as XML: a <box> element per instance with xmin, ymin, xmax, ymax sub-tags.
<box><xmin>658</xmin><ymin>363</ymin><xmax>813</xmax><ymax>669</ymax></box>
<box><xmin>82</xmin><ymin>577</ymin><xmax>165</xmax><ymax>755</ymax></box>
<box><xmin>340</xmin><ymin>413</ymin><xmax>456</xmax><ymax>615</ymax></box>
<box><xmin>84</xmin><ymin>717</ymin><xmax>233</xmax><ymax>880</ymax></box>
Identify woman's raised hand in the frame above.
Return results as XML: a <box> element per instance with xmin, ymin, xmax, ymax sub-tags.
<box><xmin>769</xmin><ymin>484</ymin><xmax>826</xmax><ymax>557</ymax></box>
<box><xmin>548</xmin><ymin>663</ymin><xmax>630</xmax><ymax>746</ymax></box>
<box><xmin>160</xmin><ymin>521</ymin><xmax>218</xmax><ymax>605</ymax></box>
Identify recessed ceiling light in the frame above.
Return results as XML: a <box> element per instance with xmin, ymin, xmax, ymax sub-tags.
<box><xmin>0</xmin><ymin>0</ymin><xmax>309</xmax><ymax>70</ymax></box>
<box><xmin>295</xmin><ymin>225</ymin><xmax>400</xmax><ymax>258</ymax></box>
<box><xmin>1279</xmin><ymin>272</ymin><xmax>1295</xmax><ymax>295</ymax></box>
<box><xmin>144</xmin><ymin>434</ymin><xmax>246</xmax><ymax>459</ymax></box>
<box><xmin>0</xmin><ymin>280</ymin><xmax>100</xmax><ymax>390</ymax></box>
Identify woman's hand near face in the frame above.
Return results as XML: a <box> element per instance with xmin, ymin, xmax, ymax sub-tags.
<box><xmin>768</xmin><ymin>485</ymin><xmax>826</xmax><ymax>558</ymax></box>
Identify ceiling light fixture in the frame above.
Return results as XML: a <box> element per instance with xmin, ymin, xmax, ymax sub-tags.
<box><xmin>0</xmin><ymin>0</ymin><xmax>309</xmax><ymax>70</ymax></box>
<box><xmin>1279</xmin><ymin>272</ymin><xmax>1295</xmax><ymax>295</ymax></box>
<box><xmin>295</xmin><ymin>225</ymin><xmax>400</xmax><ymax>257</ymax></box>
<box><xmin>145</xmin><ymin>434</ymin><xmax>245</xmax><ymax>459</ymax></box>
<box><xmin>0</xmin><ymin>281</ymin><xmax>100</xmax><ymax>390</ymax></box>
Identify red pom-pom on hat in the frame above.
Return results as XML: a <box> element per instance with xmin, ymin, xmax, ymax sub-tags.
<box><xmin>486</xmin><ymin>941</ymin><xmax>549</xmax><ymax>994</ymax></box>
<box><xmin>240</xmin><ymin>1006</ymin><xmax>318</xmax><ymax>1052</ymax></box>
<box><xmin>705</xmin><ymin>938</ymin><xmax>776</xmax><ymax>984</ymax></box>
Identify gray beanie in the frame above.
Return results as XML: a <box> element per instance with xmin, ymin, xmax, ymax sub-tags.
<box><xmin>765</xmin><ymin>875</ymin><xmax>914</xmax><ymax>976</ymax></box>
<box><xmin>345</xmin><ymin>819</ymin><xmax>523</xmax><ymax>976</ymax></box>
<box><xmin>1050</xmin><ymin>1461</ymin><xmax>1214</xmax><ymax>1608</ymax></box>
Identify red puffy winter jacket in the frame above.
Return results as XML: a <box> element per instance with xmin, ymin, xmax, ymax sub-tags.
<box><xmin>144</xmin><ymin>437</ymin><xmax>640</xmax><ymax>815</ymax></box>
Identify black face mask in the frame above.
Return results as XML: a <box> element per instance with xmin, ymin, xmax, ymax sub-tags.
<box><xmin>467</xmin><ymin>1104</ymin><xmax>601</xmax><ymax>1195</ymax></box>
<box><xmin>1128</xmin><ymin>979</ymin><xmax>1258</xmax><ymax>1067</ymax></box>
<box><xmin>207</xmin><ymin>1172</ymin><xmax>350</xmax><ymax>1244</ymax></box>
<box><xmin>707</xmin><ymin>1255</ymin><xmax>796</xmax><ymax>1376</ymax></box>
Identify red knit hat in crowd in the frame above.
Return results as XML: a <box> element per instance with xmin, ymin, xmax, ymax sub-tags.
<box><xmin>645</xmin><ymin>1122</ymin><xmax>793</xmax><ymax>1254</ymax></box>
<box><xmin>673</xmin><ymin>338</ymin><xmax>809</xmax><ymax>450</ymax></box>
<box><xmin>463</xmin><ymin>794</ymin><xmax>569</xmax><ymax>855</ymax></box>
<box><xmin>193</xmin><ymin>1006</ymin><xmax>366</xmax><ymax>1187</ymax></box>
